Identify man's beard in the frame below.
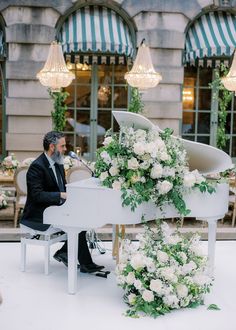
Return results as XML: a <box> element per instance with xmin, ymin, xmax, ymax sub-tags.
<box><xmin>51</xmin><ymin>150</ymin><xmax>64</xmax><ymax>165</ymax></box>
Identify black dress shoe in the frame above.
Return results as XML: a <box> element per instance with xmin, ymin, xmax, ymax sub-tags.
<box><xmin>80</xmin><ymin>263</ymin><xmax>104</xmax><ymax>273</ymax></box>
<box><xmin>53</xmin><ymin>252</ymin><xmax>68</xmax><ymax>267</ymax></box>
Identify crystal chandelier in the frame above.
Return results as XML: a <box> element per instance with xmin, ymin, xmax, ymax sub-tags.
<box><xmin>125</xmin><ymin>39</ymin><xmax>162</xmax><ymax>90</ymax></box>
<box><xmin>221</xmin><ymin>51</ymin><xmax>236</xmax><ymax>95</ymax></box>
<box><xmin>37</xmin><ymin>41</ymin><xmax>75</xmax><ymax>92</ymax></box>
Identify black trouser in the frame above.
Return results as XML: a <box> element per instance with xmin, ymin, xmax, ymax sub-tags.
<box><xmin>58</xmin><ymin>231</ymin><xmax>92</xmax><ymax>265</ymax></box>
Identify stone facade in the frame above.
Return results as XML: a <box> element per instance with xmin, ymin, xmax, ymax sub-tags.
<box><xmin>0</xmin><ymin>0</ymin><xmax>233</xmax><ymax>159</ymax></box>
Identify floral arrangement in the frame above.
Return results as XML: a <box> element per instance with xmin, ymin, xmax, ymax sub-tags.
<box><xmin>116</xmin><ymin>221</ymin><xmax>212</xmax><ymax>318</ymax></box>
<box><xmin>0</xmin><ymin>190</ymin><xmax>8</xmax><ymax>209</ymax></box>
<box><xmin>1</xmin><ymin>153</ymin><xmax>19</xmax><ymax>171</ymax></box>
<box><xmin>63</xmin><ymin>155</ymin><xmax>78</xmax><ymax>171</ymax></box>
<box><xmin>94</xmin><ymin>126</ymin><xmax>215</xmax><ymax>216</ymax></box>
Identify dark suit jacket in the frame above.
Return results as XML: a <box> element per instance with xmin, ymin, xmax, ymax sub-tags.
<box><xmin>21</xmin><ymin>153</ymin><xmax>66</xmax><ymax>231</ymax></box>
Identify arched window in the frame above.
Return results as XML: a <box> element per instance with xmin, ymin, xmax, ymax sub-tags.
<box><xmin>58</xmin><ymin>5</ymin><xmax>135</xmax><ymax>160</ymax></box>
<box><xmin>183</xmin><ymin>11</ymin><xmax>236</xmax><ymax>158</ymax></box>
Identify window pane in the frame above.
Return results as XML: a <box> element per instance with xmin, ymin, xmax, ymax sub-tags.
<box><xmin>231</xmin><ymin>137</ymin><xmax>236</xmax><ymax>157</ymax></box>
<box><xmin>65</xmin><ymin>110</ymin><xmax>75</xmax><ymax>132</ymax></box>
<box><xmin>197</xmin><ymin>136</ymin><xmax>210</xmax><ymax>144</ymax></box>
<box><xmin>225</xmin><ymin>113</ymin><xmax>231</xmax><ymax>134</ymax></box>
<box><xmin>222</xmin><ymin>138</ymin><xmax>230</xmax><ymax>155</ymax></box>
<box><xmin>97</xmin><ymin>111</ymin><xmax>111</xmax><ymax>148</ymax></box>
<box><xmin>197</xmin><ymin>113</ymin><xmax>210</xmax><ymax>133</ymax></box>
<box><xmin>97</xmin><ymin>85</ymin><xmax>111</xmax><ymax>108</ymax></box>
<box><xmin>182</xmin><ymin>87</ymin><xmax>195</xmax><ymax>110</ymax></box>
<box><xmin>199</xmin><ymin>67</ymin><xmax>212</xmax><ymax>86</ymax></box>
<box><xmin>182</xmin><ymin>135</ymin><xmax>195</xmax><ymax>141</ymax></box>
<box><xmin>182</xmin><ymin>111</ymin><xmax>195</xmax><ymax>133</ymax></box>
<box><xmin>114</xmin><ymin>65</ymin><xmax>127</xmax><ymax>84</ymax></box>
<box><xmin>198</xmin><ymin>89</ymin><xmax>211</xmax><ymax>110</ymax></box>
<box><xmin>184</xmin><ymin>66</ymin><xmax>197</xmax><ymax>87</ymax></box>
<box><xmin>65</xmin><ymin>84</ymin><xmax>75</xmax><ymax>107</ymax></box>
<box><xmin>75</xmin><ymin>67</ymin><xmax>91</xmax><ymax>83</ymax></box>
<box><xmin>114</xmin><ymin>87</ymin><xmax>127</xmax><ymax>108</ymax></box>
<box><xmin>75</xmin><ymin>111</ymin><xmax>90</xmax><ymax>157</ymax></box>
<box><xmin>76</xmin><ymin>86</ymin><xmax>91</xmax><ymax>108</ymax></box>
<box><xmin>233</xmin><ymin>114</ymin><xmax>236</xmax><ymax>134</ymax></box>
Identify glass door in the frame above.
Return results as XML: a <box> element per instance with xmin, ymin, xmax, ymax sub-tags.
<box><xmin>64</xmin><ymin>62</ymin><xmax>128</xmax><ymax>161</ymax></box>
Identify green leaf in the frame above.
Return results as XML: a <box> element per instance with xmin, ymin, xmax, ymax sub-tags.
<box><xmin>207</xmin><ymin>304</ymin><xmax>221</xmax><ymax>311</ymax></box>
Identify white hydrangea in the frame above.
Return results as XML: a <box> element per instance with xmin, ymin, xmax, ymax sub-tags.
<box><xmin>142</xmin><ymin>290</ymin><xmax>154</xmax><ymax>302</ymax></box>
<box><xmin>157</xmin><ymin>250</ymin><xmax>169</xmax><ymax>263</ymax></box>
<box><xmin>109</xmin><ymin>166</ymin><xmax>119</xmax><ymax>176</ymax></box>
<box><xmin>133</xmin><ymin>142</ymin><xmax>145</xmax><ymax>156</ymax></box>
<box><xmin>128</xmin><ymin>293</ymin><xmax>136</xmax><ymax>305</ymax></box>
<box><xmin>176</xmin><ymin>284</ymin><xmax>188</xmax><ymax>298</ymax></box>
<box><xmin>126</xmin><ymin>272</ymin><xmax>136</xmax><ymax>285</ymax></box>
<box><xmin>150</xmin><ymin>164</ymin><xmax>163</xmax><ymax>179</ymax></box>
<box><xmin>130</xmin><ymin>254</ymin><xmax>145</xmax><ymax>270</ymax></box>
<box><xmin>163</xmin><ymin>294</ymin><xmax>179</xmax><ymax>308</ymax></box>
<box><xmin>150</xmin><ymin>279</ymin><xmax>163</xmax><ymax>294</ymax></box>
<box><xmin>103</xmin><ymin>136</ymin><xmax>113</xmax><ymax>146</ymax></box>
<box><xmin>157</xmin><ymin>180</ymin><xmax>173</xmax><ymax>194</ymax></box>
<box><xmin>127</xmin><ymin>157</ymin><xmax>139</xmax><ymax>170</ymax></box>
<box><xmin>100</xmin><ymin>171</ymin><xmax>108</xmax><ymax>181</ymax></box>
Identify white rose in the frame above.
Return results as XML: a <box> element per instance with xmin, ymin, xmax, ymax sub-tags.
<box><xmin>190</xmin><ymin>244</ymin><xmax>204</xmax><ymax>256</ymax></box>
<box><xmin>127</xmin><ymin>157</ymin><xmax>139</xmax><ymax>170</ymax></box>
<box><xmin>159</xmin><ymin>152</ymin><xmax>170</xmax><ymax>161</ymax></box>
<box><xmin>112</xmin><ymin>181</ymin><xmax>121</xmax><ymax>190</ymax></box>
<box><xmin>150</xmin><ymin>164</ymin><xmax>163</xmax><ymax>179</ymax></box>
<box><xmin>192</xmin><ymin>274</ymin><xmax>211</xmax><ymax>286</ymax></box>
<box><xmin>128</xmin><ymin>293</ymin><xmax>136</xmax><ymax>305</ymax></box>
<box><xmin>134</xmin><ymin>279</ymin><xmax>142</xmax><ymax>290</ymax></box>
<box><xmin>176</xmin><ymin>284</ymin><xmax>188</xmax><ymax>298</ymax></box>
<box><xmin>157</xmin><ymin>180</ymin><xmax>173</xmax><ymax>194</ymax></box>
<box><xmin>126</xmin><ymin>272</ymin><xmax>136</xmax><ymax>285</ymax></box>
<box><xmin>161</xmin><ymin>267</ymin><xmax>178</xmax><ymax>283</ymax></box>
<box><xmin>109</xmin><ymin>166</ymin><xmax>119</xmax><ymax>176</ymax></box>
<box><xmin>181</xmin><ymin>261</ymin><xmax>197</xmax><ymax>275</ymax></box>
<box><xmin>150</xmin><ymin>279</ymin><xmax>163</xmax><ymax>294</ymax></box>
<box><xmin>130</xmin><ymin>254</ymin><xmax>145</xmax><ymax>270</ymax></box>
<box><xmin>163</xmin><ymin>167</ymin><xmax>175</xmax><ymax>177</ymax></box>
<box><xmin>163</xmin><ymin>294</ymin><xmax>179</xmax><ymax>308</ymax></box>
<box><xmin>103</xmin><ymin>136</ymin><xmax>113</xmax><ymax>146</ymax></box>
<box><xmin>100</xmin><ymin>151</ymin><xmax>111</xmax><ymax>164</ymax></box>
<box><xmin>157</xmin><ymin>250</ymin><xmax>169</xmax><ymax>263</ymax></box>
<box><xmin>142</xmin><ymin>289</ymin><xmax>154</xmax><ymax>302</ymax></box>
<box><xmin>135</xmin><ymin>129</ymin><xmax>146</xmax><ymax>141</ymax></box>
<box><xmin>192</xmin><ymin>169</ymin><xmax>206</xmax><ymax>184</ymax></box>
<box><xmin>183</xmin><ymin>173</ymin><xmax>196</xmax><ymax>188</ymax></box>
<box><xmin>146</xmin><ymin>142</ymin><xmax>157</xmax><ymax>154</ymax></box>
<box><xmin>133</xmin><ymin>142</ymin><xmax>145</xmax><ymax>156</ymax></box>
<box><xmin>100</xmin><ymin>171</ymin><xmax>108</xmax><ymax>181</ymax></box>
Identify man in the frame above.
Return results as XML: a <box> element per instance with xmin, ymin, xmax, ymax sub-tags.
<box><xmin>21</xmin><ymin>131</ymin><xmax>104</xmax><ymax>273</ymax></box>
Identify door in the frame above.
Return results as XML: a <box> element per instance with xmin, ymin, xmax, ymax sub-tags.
<box><xmin>64</xmin><ymin>62</ymin><xmax>128</xmax><ymax>161</ymax></box>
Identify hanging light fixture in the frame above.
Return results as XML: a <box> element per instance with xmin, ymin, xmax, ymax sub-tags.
<box><xmin>37</xmin><ymin>41</ymin><xmax>75</xmax><ymax>92</ymax></box>
<box><xmin>125</xmin><ymin>39</ymin><xmax>162</xmax><ymax>90</ymax></box>
<box><xmin>221</xmin><ymin>51</ymin><xmax>236</xmax><ymax>95</ymax></box>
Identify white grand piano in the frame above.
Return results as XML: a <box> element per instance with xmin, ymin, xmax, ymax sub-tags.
<box><xmin>44</xmin><ymin>111</ymin><xmax>233</xmax><ymax>294</ymax></box>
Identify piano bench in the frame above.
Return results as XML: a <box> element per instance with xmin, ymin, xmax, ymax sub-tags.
<box><xmin>20</xmin><ymin>225</ymin><xmax>67</xmax><ymax>275</ymax></box>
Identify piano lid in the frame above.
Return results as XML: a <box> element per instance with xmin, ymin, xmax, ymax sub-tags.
<box><xmin>112</xmin><ymin>111</ymin><xmax>233</xmax><ymax>175</ymax></box>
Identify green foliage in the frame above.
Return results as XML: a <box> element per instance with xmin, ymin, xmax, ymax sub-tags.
<box><xmin>49</xmin><ymin>90</ymin><xmax>69</xmax><ymax>131</ymax></box>
<box><xmin>128</xmin><ymin>88</ymin><xmax>144</xmax><ymax>114</ymax></box>
<box><xmin>210</xmin><ymin>64</ymin><xmax>232</xmax><ymax>149</ymax></box>
<box><xmin>207</xmin><ymin>304</ymin><xmax>221</xmax><ymax>310</ymax></box>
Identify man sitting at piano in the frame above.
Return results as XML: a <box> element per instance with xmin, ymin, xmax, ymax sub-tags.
<box><xmin>20</xmin><ymin>131</ymin><xmax>104</xmax><ymax>273</ymax></box>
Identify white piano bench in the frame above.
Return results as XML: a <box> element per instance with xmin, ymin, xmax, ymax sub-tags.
<box><xmin>20</xmin><ymin>225</ymin><xmax>67</xmax><ymax>275</ymax></box>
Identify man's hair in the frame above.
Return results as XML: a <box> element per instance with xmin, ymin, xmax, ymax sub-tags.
<box><xmin>43</xmin><ymin>131</ymin><xmax>65</xmax><ymax>151</ymax></box>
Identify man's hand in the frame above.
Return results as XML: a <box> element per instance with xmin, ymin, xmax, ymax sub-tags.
<box><xmin>60</xmin><ymin>192</ymin><xmax>67</xmax><ymax>200</ymax></box>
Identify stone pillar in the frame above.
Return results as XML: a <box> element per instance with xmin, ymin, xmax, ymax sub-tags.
<box><xmin>2</xmin><ymin>6</ymin><xmax>60</xmax><ymax>159</ymax></box>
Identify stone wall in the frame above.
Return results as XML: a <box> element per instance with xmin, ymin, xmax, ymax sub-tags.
<box><xmin>0</xmin><ymin>0</ymin><xmax>216</xmax><ymax>158</ymax></box>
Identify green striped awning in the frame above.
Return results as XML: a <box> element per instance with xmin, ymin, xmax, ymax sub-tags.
<box><xmin>184</xmin><ymin>11</ymin><xmax>236</xmax><ymax>63</ymax></box>
<box><xmin>60</xmin><ymin>5</ymin><xmax>134</xmax><ymax>57</ymax></box>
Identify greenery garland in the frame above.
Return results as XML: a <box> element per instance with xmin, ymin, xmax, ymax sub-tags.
<box><xmin>128</xmin><ymin>88</ymin><xmax>144</xmax><ymax>114</ymax></box>
<box><xmin>210</xmin><ymin>63</ymin><xmax>232</xmax><ymax>150</ymax></box>
<box><xmin>49</xmin><ymin>90</ymin><xmax>69</xmax><ymax>132</ymax></box>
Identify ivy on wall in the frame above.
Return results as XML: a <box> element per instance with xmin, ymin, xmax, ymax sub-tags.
<box><xmin>49</xmin><ymin>90</ymin><xmax>69</xmax><ymax>132</ymax></box>
<box><xmin>210</xmin><ymin>63</ymin><xmax>232</xmax><ymax>150</ymax></box>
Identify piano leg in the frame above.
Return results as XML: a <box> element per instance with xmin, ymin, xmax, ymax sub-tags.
<box><xmin>67</xmin><ymin>230</ymin><xmax>79</xmax><ymax>294</ymax></box>
<box><xmin>197</xmin><ymin>217</ymin><xmax>219</xmax><ymax>277</ymax></box>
